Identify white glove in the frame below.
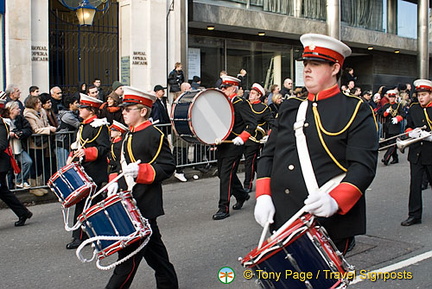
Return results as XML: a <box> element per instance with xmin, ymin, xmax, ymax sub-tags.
<box><xmin>391</xmin><ymin>117</ymin><xmax>399</xmax><ymax>124</ymax></box>
<box><xmin>408</xmin><ymin>129</ymin><xmax>422</xmax><ymax>139</ymax></box>
<box><xmin>106</xmin><ymin>182</ymin><xmax>118</xmax><ymax>197</ymax></box>
<box><xmin>304</xmin><ymin>192</ymin><xmax>339</xmax><ymax>218</ymax></box>
<box><xmin>260</xmin><ymin>135</ymin><xmax>269</xmax><ymax>144</ymax></box>
<box><xmin>420</xmin><ymin>130</ymin><xmax>432</xmax><ymax>142</ymax></box>
<box><xmin>232</xmin><ymin>136</ymin><xmax>244</xmax><ymax>146</ymax></box>
<box><xmin>254</xmin><ymin>195</ymin><xmax>275</xmax><ymax>227</ymax></box>
<box><xmin>386</xmin><ymin>108</ymin><xmax>391</xmax><ymax>114</ymax></box>
<box><xmin>123</xmin><ymin>162</ymin><xmax>139</xmax><ymax>178</ymax></box>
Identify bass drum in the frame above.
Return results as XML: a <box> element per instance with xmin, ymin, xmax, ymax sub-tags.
<box><xmin>171</xmin><ymin>89</ymin><xmax>234</xmax><ymax>145</ymax></box>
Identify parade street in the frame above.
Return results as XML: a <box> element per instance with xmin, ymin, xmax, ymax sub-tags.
<box><xmin>1</xmin><ymin>152</ymin><xmax>432</xmax><ymax>289</ymax></box>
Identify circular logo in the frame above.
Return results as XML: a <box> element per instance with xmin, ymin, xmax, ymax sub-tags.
<box><xmin>218</xmin><ymin>266</ymin><xmax>235</xmax><ymax>284</ymax></box>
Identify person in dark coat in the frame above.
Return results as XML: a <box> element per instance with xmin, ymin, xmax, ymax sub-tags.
<box><xmin>150</xmin><ymin>85</ymin><xmax>171</xmax><ymax>136</ymax></box>
<box><xmin>104</xmin><ymin>86</ymin><xmax>178</xmax><ymax>289</ymax></box>
<box><xmin>0</xmin><ymin>99</ymin><xmax>33</xmax><ymax>227</ymax></box>
<box><xmin>213</xmin><ymin>76</ymin><xmax>258</xmax><ymax>220</ymax></box>
<box><xmin>400</xmin><ymin>79</ymin><xmax>432</xmax><ymax>226</ymax></box>
<box><xmin>254</xmin><ymin>34</ymin><xmax>378</xmax><ymax>254</ymax></box>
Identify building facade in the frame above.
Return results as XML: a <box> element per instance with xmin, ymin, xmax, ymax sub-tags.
<box><xmin>0</xmin><ymin>0</ymin><xmax>430</xmax><ymax>96</ymax></box>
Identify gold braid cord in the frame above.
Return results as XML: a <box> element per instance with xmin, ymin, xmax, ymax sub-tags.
<box><xmin>424</xmin><ymin>108</ymin><xmax>432</xmax><ymax>130</ymax></box>
<box><xmin>312</xmin><ymin>100</ymin><xmax>363</xmax><ymax>172</ymax></box>
<box><xmin>126</xmin><ymin>130</ymin><xmax>164</xmax><ymax>165</ymax></box>
<box><xmin>78</xmin><ymin>125</ymin><xmax>104</xmax><ymax>147</ymax></box>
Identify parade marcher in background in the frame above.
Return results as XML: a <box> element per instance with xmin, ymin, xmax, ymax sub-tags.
<box><xmin>106</xmin><ymin>120</ymin><xmax>128</xmax><ymax>189</ymax></box>
<box><xmin>56</xmin><ymin>95</ymin><xmax>80</xmax><ymax>170</ymax></box>
<box><xmin>243</xmin><ymin>83</ymin><xmax>273</xmax><ymax>193</ymax></box>
<box><xmin>2</xmin><ymin>101</ymin><xmax>33</xmax><ymax>190</ymax></box>
<box><xmin>378</xmin><ymin>90</ymin><xmax>405</xmax><ymax>165</ymax></box>
<box><xmin>0</xmin><ymin>99</ymin><xmax>33</xmax><ymax>226</ymax></box>
<box><xmin>254</xmin><ymin>33</ymin><xmax>378</xmax><ymax>254</ymax></box>
<box><xmin>104</xmin><ymin>86</ymin><xmax>178</xmax><ymax>289</ymax></box>
<box><xmin>400</xmin><ymin>79</ymin><xmax>432</xmax><ymax>226</ymax></box>
<box><xmin>213</xmin><ymin>76</ymin><xmax>257</xmax><ymax>220</ymax></box>
<box><xmin>65</xmin><ymin>94</ymin><xmax>110</xmax><ymax>249</ymax></box>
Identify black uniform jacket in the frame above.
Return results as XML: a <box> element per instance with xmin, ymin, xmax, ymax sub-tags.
<box><xmin>406</xmin><ymin>102</ymin><xmax>432</xmax><ymax>165</ymax></box>
<box><xmin>77</xmin><ymin>116</ymin><xmax>110</xmax><ymax>184</ymax></box>
<box><xmin>379</xmin><ymin>102</ymin><xmax>406</xmax><ymax>135</ymax></box>
<box><xmin>245</xmin><ymin>100</ymin><xmax>274</xmax><ymax>145</ymax></box>
<box><xmin>217</xmin><ymin>94</ymin><xmax>257</xmax><ymax>157</ymax></box>
<box><xmin>0</xmin><ymin>118</ymin><xmax>11</xmax><ymax>173</ymax></box>
<box><xmin>257</xmin><ymin>85</ymin><xmax>378</xmax><ymax>240</ymax></box>
<box><xmin>113</xmin><ymin>121</ymin><xmax>175</xmax><ymax>220</ymax></box>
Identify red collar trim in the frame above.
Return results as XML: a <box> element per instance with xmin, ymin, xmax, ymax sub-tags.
<box><xmin>424</xmin><ymin>102</ymin><xmax>432</xmax><ymax>108</ymax></box>
<box><xmin>250</xmin><ymin>100</ymin><xmax>261</xmax><ymax>104</ymax></box>
<box><xmin>307</xmin><ymin>84</ymin><xmax>340</xmax><ymax>101</ymax></box>
<box><xmin>112</xmin><ymin>136</ymin><xmax>123</xmax><ymax>143</ymax></box>
<box><xmin>130</xmin><ymin>120</ymin><xmax>152</xmax><ymax>132</ymax></box>
<box><xmin>82</xmin><ymin>115</ymin><xmax>97</xmax><ymax>124</ymax></box>
<box><xmin>228</xmin><ymin>93</ymin><xmax>237</xmax><ymax>100</ymax></box>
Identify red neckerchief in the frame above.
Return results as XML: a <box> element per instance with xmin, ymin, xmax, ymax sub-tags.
<box><xmin>130</xmin><ymin>120</ymin><xmax>152</xmax><ymax>132</ymax></box>
<box><xmin>307</xmin><ymin>84</ymin><xmax>340</xmax><ymax>101</ymax></box>
<box><xmin>82</xmin><ymin>115</ymin><xmax>97</xmax><ymax>124</ymax></box>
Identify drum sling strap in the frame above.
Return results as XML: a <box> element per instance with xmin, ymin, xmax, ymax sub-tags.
<box><xmin>271</xmin><ymin>100</ymin><xmax>345</xmax><ymax>238</ymax></box>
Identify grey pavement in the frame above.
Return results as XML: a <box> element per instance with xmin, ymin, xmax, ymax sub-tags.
<box><xmin>1</xmin><ymin>152</ymin><xmax>432</xmax><ymax>288</ymax></box>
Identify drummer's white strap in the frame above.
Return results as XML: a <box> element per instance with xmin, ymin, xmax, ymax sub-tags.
<box><xmin>294</xmin><ymin>100</ymin><xmax>319</xmax><ymax>194</ymax></box>
<box><xmin>120</xmin><ymin>134</ymin><xmax>136</xmax><ymax>191</ymax></box>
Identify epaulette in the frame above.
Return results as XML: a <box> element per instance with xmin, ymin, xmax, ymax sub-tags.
<box><xmin>90</xmin><ymin>117</ymin><xmax>109</xmax><ymax>128</ymax></box>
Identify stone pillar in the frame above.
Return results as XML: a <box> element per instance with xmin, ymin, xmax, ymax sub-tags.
<box><xmin>119</xmin><ymin>0</ymin><xmax>169</xmax><ymax>93</ymax></box>
<box><xmin>387</xmin><ymin>0</ymin><xmax>397</xmax><ymax>35</ymax></box>
<box><xmin>418</xmin><ymin>0</ymin><xmax>429</xmax><ymax>79</ymax></box>
<box><xmin>5</xmin><ymin>0</ymin><xmax>32</xmax><ymax>96</ymax></box>
<box><xmin>326</xmin><ymin>0</ymin><xmax>340</xmax><ymax>39</ymax></box>
<box><xmin>31</xmin><ymin>0</ymin><xmax>50</xmax><ymax>92</ymax></box>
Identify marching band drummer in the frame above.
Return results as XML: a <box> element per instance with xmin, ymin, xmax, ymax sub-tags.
<box><xmin>106</xmin><ymin>120</ymin><xmax>128</xmax><ymax>190</ymax></box>
<box><xmin>213</xmin><ymin>76</ymin><xmax>258</xmax><ymax>220</ymax></box>
<box><xmin>105</xmin><ymin>86</ymin><xmax>178</xmax><ymax>289</ymax></box>
<box><xmin>254</xmin><ymin>34</ymin><xmax>378</xmax><ymax>254</ymax></box>
<box><xmin>65</xmin><ymin>94</ymin><xmax>110</xmax><ymax>249</ymax></box>
<box><xmin>378</xmin><ymin>89</ymin><xmax>406</xmax><ymax>165</ymax></box>
<box><xmin>243</xmin><ymin>83</ymin><xmax>274</xmax><ymax>193</ymax></box>
<box><xmin>400</xmin><ymin>79</ymin><xmax>432</xmax><ymax>226</ymax></box>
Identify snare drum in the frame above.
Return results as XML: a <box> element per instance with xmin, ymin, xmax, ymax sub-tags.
<box><xmin>240</xmin><ymin>214</ymin><xmax>354</xmax><ymax>289</ymax></box>
<box><xmin>48</xmin><ymin>163</ymin><xmax>96</xmax><ymax>208</ymax></box>
<box><xmin>171</xmin><ymin>89</ymin><xmax>234</xmax><ymax>145</ymax></box>
<box><xmin>78</xmin><ymin>191</ymin><xmax>151</xmax><ymax>259</ymax></box>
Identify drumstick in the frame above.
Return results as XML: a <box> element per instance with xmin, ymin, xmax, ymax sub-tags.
<box><xmin>214</xmin><ymin>138</ymin><xmax>233</xmax><ymax>145</ymax></box>
<box><xmin>257</xmin><ymin>221</ymin><xmax>271</xmax><ymax>249</ymax></box>
<box><xmin>90</xmin><ymin>160</ymin><xmax>142</xmax><ymax>200</ymax></box>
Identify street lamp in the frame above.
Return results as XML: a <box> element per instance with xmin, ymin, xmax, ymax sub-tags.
<box><xmin>59</xmin><ymin>0</ymin><xmax>110</xmax><ymax>26</ymax></box>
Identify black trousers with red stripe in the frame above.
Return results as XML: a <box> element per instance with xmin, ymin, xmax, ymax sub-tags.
<box><xmin>105</xmin><ymin>219</ymin><xmax>178</xmax><ymax>289</ymax></box>
<box><xmin>217</xmin><ymin>150</ymin><xmax>249</xmax><ymax>212</ymax></box>
<box><xmin>243</xmin><ymin>143</ymin><xmax>261</xmax><ymax>190</ymax></box>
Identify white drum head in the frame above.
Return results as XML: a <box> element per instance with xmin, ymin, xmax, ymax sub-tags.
<box><xmin>189</xmin><ymin>90</ymin><xmax>233</xmax><ymax>145</ymax></box>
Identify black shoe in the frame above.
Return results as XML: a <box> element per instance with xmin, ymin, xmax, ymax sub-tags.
<box><xmin>401</xmin><ymin>217</ymin><xmax>422</xmax><ymax>226</ymax></box>
<box><xmin>212</xmin><ymin>210</ymin><xmax>230</xmax><ymax>220</ymax></box>
<box><xmin>66</xmin><ymin>239</ymin><xmax>83</xmax><ymax>249</ymax></box>
<box><xmin>15</xmin><ymin>211</ymin><xmax>33</xmax><ymax>227</ymax></box>
<box><xmin>232</xmin><ymin>194</ymin><xmax>250</xmax><ymax>210</ymax></box>
<box><xmin>390</xmin><ymin>159</ymin><xmax>399</xmax><ymax>164</ymax></box>
<box><xmin>381</xmin><ymin>158</ymin><xmax>389</xmax><ymax>166</ymax></box>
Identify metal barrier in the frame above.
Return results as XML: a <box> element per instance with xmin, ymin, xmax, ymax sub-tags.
<box><xmin>9</xmin><ymin>124</ymin><xmax>218</xmax><ymax>192</ymax></box>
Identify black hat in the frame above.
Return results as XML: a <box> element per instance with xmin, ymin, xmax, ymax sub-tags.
<box><xmin>153</xmin><ymin>85</ymin><xmax>167</xmax><ymax>92</ymax></box>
